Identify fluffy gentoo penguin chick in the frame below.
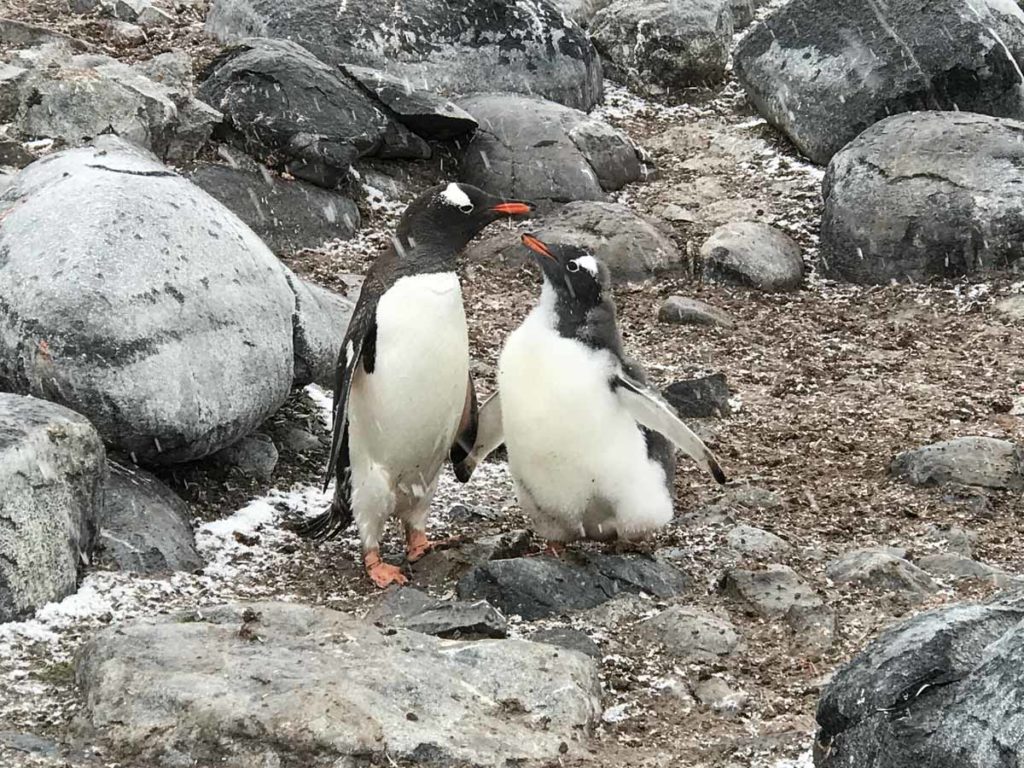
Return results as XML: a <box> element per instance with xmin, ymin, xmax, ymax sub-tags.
<box><xmin>301</xmin><ymin>182</ymin><xmax>534</xmax><ymax>587</ymax></box>
<box><xmin>457</xmin><ymin>234</ymin><xmax>726</xmax><ymax>546</ymax></box>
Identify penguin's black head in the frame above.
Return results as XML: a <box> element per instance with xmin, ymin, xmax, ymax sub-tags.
<box><xmin>396</xmin><ymin>182</ymin><xmax>535</xmax><ymax>254</ymax></box>
<box><xmin>521</xmin><ymin>234</ymin><xmax>609</xmax><ymax>309</ymax></box>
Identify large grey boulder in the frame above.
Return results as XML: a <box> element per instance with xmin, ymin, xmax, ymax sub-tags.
<box><xmin>205</xmin><ymin>0</ymin><xmax>603</xmax><ymax>111</ymax></box>
<box><xmin>734</xmin><ymin>0</ymin><xmax>1024</xmax><ymax>164</ymax></box>
<box><xmin>188</xmin><ymin>162</ymin><xmax>360</xmax><ymax>254</ymax></box>
<box><xmin>816</xmin><ymin>593</ymin><xmax>1024</xmax><ymax>768</ymax></box>
<box><xmin>0</xmin><ymin>139</ymin><xmax>296</xmax><ymax>464</ymax></box>
<box><xmin>891</xmin><ymin>436</ymin><xmax>1024</xmax><ymax>490</ymax></box>
<box><xmin>822</xmin><ymin>112</ymin><xmax>1024</xmax><ymax>284</ymax></box>
<box><xmin>591</xmin><ymin>0</ymin><xmax>733</xmax><ymax>91</ymax></box>
<box><xmin>486</xmin><ymin>200</ymin><xmax>681</xmax><ymax>282</ymax></box>
<box><xmin>4</xmin><ymin>45</ymin><xmax>219</xmax><ymax>164</ymax></box>
<box><xmin>75</xmin><ymin>602</ymin><xmax>602</xmax><ymax>766</ymax></box>
<box><xmin>198</xmin><ymin>38</ymin><xmax>427</xmax><ymax>189</ymax></box>
<box><xmin>97</xmin><ymin>463</ymin><xmax>202</xmax><ymax>575</ymax></box>
<box><xmin>0</xmin><ymin>394</ymin><xmax>105</xmax><ymax>622</ymax></box>
<box><xmin>459</xmin><ymin>93</ymin><xmax>644</xmax><ymax>205</ymax></box>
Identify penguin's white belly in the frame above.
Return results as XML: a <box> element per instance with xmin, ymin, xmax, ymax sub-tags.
<box><xmin>349</xmin><ymin>272</ymin><xmax>468</xmax><ymax>495</ymax></box>
<box><xmin>497</xmin><ymin>313</ymin><xmax>673</xmax><ymax>541</ymax></box>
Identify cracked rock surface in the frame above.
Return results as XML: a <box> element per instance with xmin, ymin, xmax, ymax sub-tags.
<box><xmin>821</xmin><ymin>111</ymin><xmax>1024</xmax><ymax>284</ymax></box>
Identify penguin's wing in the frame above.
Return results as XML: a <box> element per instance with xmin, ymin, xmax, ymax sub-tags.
<box><xmin>613</xmin><ymin>374</ymin><xmax>727</xmax><ymax>485</ymax></box>
<box><xmin>450</xmin><ymin>374</ymin><xmax>479</xmax><ymax>478</ymax></box>
<box><xmin>452</xmin><ymin>391</ymin><xmax>504</xmax><ymax>483</ymax></box>
<box><xmin>322</xmin><ymin>279</ymin><xmax>381</xmax><ymax>493</ymax></box>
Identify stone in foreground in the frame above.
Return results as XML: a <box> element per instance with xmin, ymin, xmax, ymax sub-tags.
<box><xmin>458</xmin><ymin>554</ymin><xmax>690</xmax><ymax>620</ymax></box>
<box><xmin>822</xmin><ymin>112</ymin><xmax>1024</xmax><ymax>284</ymax></box>
<box><xmin>0</xmin><ymin>394</ymin><xmax>105</xmax><ymax>622</ymax></box>
<box><xmin>891</xmin><ymin>436</ymin><xmax>1024</xmax><ymax>490</ymax></box>
<box><xmin>701</xmin><ymin>221</ymin><xmax>804</xmax><ymax>291</ymax></box>
<box><xmin>735</xmin><ymin>0</ymin><xmax>1024</xmax><ymax>164</ymax></box>
<box><xmin>75</xmin><ymin>602</ymin><xmax>601</xmax><ymax>766</ymax></box>
<box><xmin>366</xmin><ymin>587</ymin><xmax>508</xmax><ymax>639</ymax></box>
<box><xmin>816</xmin><ymin>592</ymin><xmax>1024</xmax><ymax>768</ymax></box>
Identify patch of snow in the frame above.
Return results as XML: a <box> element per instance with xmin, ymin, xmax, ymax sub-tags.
<box><xmin>773</xmin><ymin>748</ymin><xmax>814</xmax><ymax>768</ymax></box>
<box><xmin>601</xmin><ymin>703</ymin><xmax>630</xmax><ymax>723</ymax></box>
<box><xmin>303</xmin><ymin>383</ymin><xmax>333</xmax><ymax>426</ymax></box>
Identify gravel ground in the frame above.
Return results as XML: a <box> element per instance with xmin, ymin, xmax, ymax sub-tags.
<box><xmin>0</xmin><ymin>2</ymin><xmax>1023</xmax><ymax>768</ymax></box>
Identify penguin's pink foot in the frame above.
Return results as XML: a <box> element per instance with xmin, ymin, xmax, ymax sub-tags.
<box><xmin>365</xmin><ymin>550</ymin><xmax>407</xmax><ymax>588</ymax></box>
<box><xmin>405</xmin><ymin>531</ymin><xmax>460</xmax><ymax>563</ymax></box>
<box><xmin>527</xmin><ymin>541</ymin><xmax>567</xmax><ymax>558</ymax></box>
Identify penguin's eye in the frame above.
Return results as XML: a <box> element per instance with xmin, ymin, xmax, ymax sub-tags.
<box><xmin>459</xmin><ymin>203</ymin><xmax>474</xmax><ymax>214</ymax></box>
<box><xmin>566</xmin><ymin>261</ymin><xmax>580</xmax><ymax>273</ymax></box>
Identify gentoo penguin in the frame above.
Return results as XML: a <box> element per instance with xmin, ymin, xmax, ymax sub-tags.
<box><xmin>455</xmin><ymin>234</ymin><xmax>726</xmax><ymax>547</ymax></box>
<box><xmin>301</xmin><ymin>183</ymin><xmax>534</xmax><ymax>587</ymax></box>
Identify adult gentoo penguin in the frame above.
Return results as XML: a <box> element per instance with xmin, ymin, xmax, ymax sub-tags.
<box><xmin>455</xmin><ymin>234</ymin><xmax>726</xmax><ymax>547</ymax></box>
<box><xmin>301</xmin><ymin>182</ymin><xmax>534</xmax><ymax>587</ymax></box>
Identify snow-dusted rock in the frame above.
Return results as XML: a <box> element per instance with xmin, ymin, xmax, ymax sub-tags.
<box><xmin>822</xmin><ymin>112</ymin><xmax>1024</xmax><ymax>283</ymax></box>
<box><xmin>188</xmin><ymin>162</ymin><xmax>360</xmax><ymax>253</ymax></box>
<box><xmin>205</xmin><ymin>0</ymin><xmax>603</xmax><ymax>111</ymax></box>
<box><xmin>591</xmin><ymin>0</ymin><xmax>733</xmax><ymax>91</ymax></box>
<box><xmin>97</xmin><ymin>464</ymin><xmax>202</xmax><ymax>575</ymax></box>
<box><xmin>735</xmin><ymin>0</ymin><xmax>1024</xmax><ymax>164</ymax></box>
<box><xmin>658</xmin><ymin>296</ymin><xmax>735</xmax><ymax>328</ymax></box>
<box><xmin>459</xmin><ymin>93</ymin><xmax>644</xmax><ymax>205</ymax></box>
<box><xmin>198</xmin><ymin>39</ymin><xmax>428</xmax><ymax>189</ymax></box>
<box><xmin>341</xmin><ymin>65</ymin><xmax>478</xmax><ymax>140</ymax></box>
<box><xmin>816</xmin><ymin>593</ymin><xmax>1024</xmax><ymax>768</ymax></box>
<box><xmin>638</xmin><ymin>606</ymin><xmax>743</xmax><ymax>660</ymax></box>
<box><xmin>4</xmin><ymin>45</ymin><xmax>219</xmax><ymax>163</ymax></box>
<box><xmin>0</xmin><ymin>394</ymin><xmax>105</xmax><ymax>622</ymax></box>
<box><xmin>75</xmin><ymin>602</ymin><xmax>602</xmax><ymax>765</ymax></box>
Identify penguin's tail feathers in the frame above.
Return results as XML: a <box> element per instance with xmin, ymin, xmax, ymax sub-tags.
<box><xmin>289</xmin><ymin>496</ymin><xmax>353</xmax><ymax>541</ymax></box>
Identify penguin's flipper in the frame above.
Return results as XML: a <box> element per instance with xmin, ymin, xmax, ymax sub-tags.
<box><xmin>450</xmin><ymin>374</ymin><xmax>479</xmax><ymax>480</ymax></box>
<box><xmin>614</xmin><ymin>374</ymin><xmax>727</xmax><ymax>485</ymax></box>
<box><xmin>322</xmin><ymin>285</ymin><xmax>380</xmax><ymax>494</ymax></box>
<box><xmin>453</xmin><ymin>392</ymin><xmax>504</xmax><ymax>482</ymax></box>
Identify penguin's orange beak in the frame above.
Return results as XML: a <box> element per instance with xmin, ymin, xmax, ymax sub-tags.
<box><xmin>521</xmin><ymin>233</ymin><xmax>556</xmax><ymax>261</ymax></box>
<box><xmin>490</xmin><ymin>200</ymin><xmax>535</xmax><ymax>216</ymax></box>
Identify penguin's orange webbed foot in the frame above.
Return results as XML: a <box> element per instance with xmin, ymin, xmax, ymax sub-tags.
<box><xmin>364</xmin><ymin>550</ymin><xmax>407</xmax><ymax>588</ymax></box>
<box><xmin>405</xmin><ymin>530</ymin><xmax>460</xmax><ymax>563</ymax></box>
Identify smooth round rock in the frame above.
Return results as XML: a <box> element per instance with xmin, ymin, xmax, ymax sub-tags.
<box><xmin>0</xmin><ymin>138</ymin><xmax>296</xmax><ymax>463</ymax></box>
<box><xmin>701</xmin><ymin>221</ymin><xmax>804</xmax><ymax>291</ymax></box>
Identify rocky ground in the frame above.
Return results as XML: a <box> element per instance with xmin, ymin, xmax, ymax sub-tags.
<box><xmin>1</xmin><ymin>1</ymin><xmax>1023</xmax><ymax>768</ymax></box>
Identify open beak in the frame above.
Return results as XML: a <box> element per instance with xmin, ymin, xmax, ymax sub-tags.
<box><xmin>521</xmin><ymin>233</ymin><xmax>556</xmax><ymax>261</ymax></box>
<box><xmin>490</xmin><ymin>200</ymin><xmax>535</xmax><ymax>216</ymax></box>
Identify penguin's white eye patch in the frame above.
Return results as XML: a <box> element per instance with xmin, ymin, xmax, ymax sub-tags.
<box><xmin>570</xmin><ymin>256</ymin><xmax>598</xmax><ymax>276</ymax></box>
<box><xmin>440</xmin><ymin>182</ymin><xmax>473</xmax><ymax>210</ymax></box>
